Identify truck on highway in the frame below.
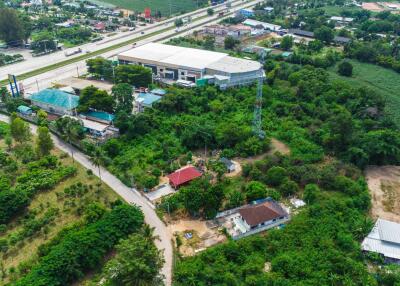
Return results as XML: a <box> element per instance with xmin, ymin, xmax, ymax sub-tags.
<box><xmin>64</xmin><ymin>48</ymin><xmax>82</xmax><ymax>57</ymax></box>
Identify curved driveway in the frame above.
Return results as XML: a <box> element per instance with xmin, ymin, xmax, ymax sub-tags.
<box><xmin>0</xmin><ymin>114</ymin><xmax>173</xmax><ymax>285</ymax></box>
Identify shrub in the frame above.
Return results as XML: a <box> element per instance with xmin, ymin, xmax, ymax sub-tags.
<box><xmin>278</xmin><ymin>179</ymin><xmax>299</xmax><ymax>197</ymax></box>
<box><xmin>338</xmin><ymin>61</ymin><xmax>353</xmax><ymax>77</ymax></box>
<box><xmin>265</xmin><ymin>167</ymin><xmax>288</xmax><ymax>187</ymax></box>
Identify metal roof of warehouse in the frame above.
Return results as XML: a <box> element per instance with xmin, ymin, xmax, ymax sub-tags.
<box><xmin>118</xmin><ymin>43</ymin><xmax>261</xmax><ymax>73</ymax></box>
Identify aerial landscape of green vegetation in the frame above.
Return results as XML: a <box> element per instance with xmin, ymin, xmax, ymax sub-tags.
<box><xmin>92</xmin><ymin>0</ymin><xmax>208</xmax><ymax>15</ymax></box>
<box><xmin>329</xmin><ymin>60</ymin><xmax>400</xmax><ymax>128</ymax></box>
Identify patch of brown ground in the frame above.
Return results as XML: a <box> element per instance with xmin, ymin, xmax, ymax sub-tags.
<box><xmin>167</xmin><ymin>219</ymin><xmax>226</xmax><ymax>256</ymax></box>
<box><xmin>366</xmin><ymin>165</ymin><xmax>400</xmax><ymax>223</ymax></box>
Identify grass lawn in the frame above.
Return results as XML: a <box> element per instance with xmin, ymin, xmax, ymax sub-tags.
<box><xmin>328</xmin><ymin>59</ymin><xmax>400</xmax><ymax>128</ymax></box>
<box><xmin>300</xmin><ymin>5</ymin><xmax>362</xmax><ymax>16</ymax></box>
<box><xmin>0</xmin><ymin>145</ymin><xmax>120</xmax><ymax>285</ymax></box>
<box><xmin>93</xmin><ymin>0</ymin><xmax>206</xmax><ymax>15</ymax></box>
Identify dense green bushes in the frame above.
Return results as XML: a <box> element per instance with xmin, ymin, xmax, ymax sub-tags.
<box><xmin>0</xmin><ymin>155</ymin><xmax>76</xmax><ymax>224</ymax></box>
<box><xmin>13</xmin><ymin>204</ymin><xmax>144</xmax><ymax>286</ymax></box>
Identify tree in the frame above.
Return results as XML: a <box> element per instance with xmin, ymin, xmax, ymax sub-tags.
<box><xmin>104</xmin><ymin>232</ymin><xmax>164</xmax><ymax>286</ymax></box>
<box><xmin>86</xmin><ymin>57</ymin><xmax>113</xmax><ymax>80</ymax></box>
<box><xmin>37</xmin><ymin>109</ymin><xmax>48</xmax><ymax>126</ymax></box>
<box><xmin>0</xmin><ymin>8</ymin><xmax>24</xmax><ymax>46</ymax></box>
<box><xmin>77</xmin><ymin>86</ymin><xmax>115</xmax><ymax>113</ymax></box>
<box><xmin>55</xmin><ymin>117</ymin><xmax>85</xmax><ymax>163</ymax></box>
<box><xmin>175</xmin><ymin>18</ymin><xmax>183</xmax><ymax>27</ymax></box>
<box><xmin>31</xmin><ymin>31</ymin><xmax>57</xmax><ymax>52</ymax></box>
<box><xmin>112</xmin><ymin>83</ymin><xmax>133</xmax><ymax>113</ymax></box>
<box><xmin>265</xmin><ymin>166</ymin><xmax>288</xmax><ymax>187</ymax></box>
<box><xmin>207</xmin><ymin>8</ymin><xmax>214</xmax><ymax>16</ymax></box>
<box><xmin>90</xmin><ymin>147</ymin><xmax>105</xmax><ymax>185</ymax></box>
<box><xmin>203</xmin><ymin>35</ymin><xmax>215</xmax><ymax>50</ymax></box>
<box><xmin>224</xmin><ymin>36</ymin><xmax>239</xmax><ymax>50</ymax></box>
<box><xmin>280</xmin><ymin>36</ymin><xmax>294</xmax><ymax>51</ymax></box>
<box><xmin>36</xmin><ymin>126</ymin><xmax>53</xmax><ymax>157</ymax></box>
<box><xmin>10</xmin><ymin>113</ymin><xmax>30</xmax><ymax>143</ymax></box>
<box><xmin>338</xmin><ymin>61</ymin><xmax>353</xmax><ymax>77</ymax></box>
<box><xmin>314</xmin><ymin>26</ymin><xmax>334</xmax><ymax>44</ymax></box>
<box><xmin>114</xmin><ymin>65</ymin><xmax>152</xmax><ymax>87</ymax></box>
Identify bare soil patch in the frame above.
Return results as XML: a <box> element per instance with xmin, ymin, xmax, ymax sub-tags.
<box><xmin>366</xmin><ymin>165</ymin><xmax>400</xmax><ymax>223</ymax></box>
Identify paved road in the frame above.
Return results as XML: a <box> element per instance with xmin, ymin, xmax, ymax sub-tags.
<box><xmin>0</xmin><ymin>114</ymin><xmax>174</xmax><ymax>285</ymax></box>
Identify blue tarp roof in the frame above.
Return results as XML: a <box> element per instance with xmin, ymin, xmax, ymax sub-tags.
<box><xmin>138</xmin><ymin>93</ymin><xmax>162</xmax><ymax>106</ymax></box>
<box><xmin>82</xmin><ymin>110</ymin><xmax>115</xmax><ymax>122</ymax></box>
<box><xmin>30</xmin><ymin>89</ymin><xmax>79</xmax><ymax>110</ymax></box>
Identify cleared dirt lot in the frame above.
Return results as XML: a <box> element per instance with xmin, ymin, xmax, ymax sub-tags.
<box><xmin>366</xmin><ymin>165</ymin><xmax>400</xmax><ymax>223</ymax></box>
<box><xmin>167</xmin><ymin>219</ymin><xmax>226</xmax><ymax>256</ymax></box>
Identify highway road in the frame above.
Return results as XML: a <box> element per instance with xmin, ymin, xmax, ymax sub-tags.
<box><xmin>20</xmin><ymin>0</ymin><xmax>262</xmax><ymax>95</ymax></box>
<box><xmin>0</xmin><ymin>0</ymin><xmax>243</xmax><ymax>81</ymax></box>
<box><xmin>0</xmin><ymin>113</ymin><xmax>174</xmax><ymax>285</ymax></box>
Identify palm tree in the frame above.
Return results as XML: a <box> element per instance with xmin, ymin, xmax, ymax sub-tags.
<box><xmin>62</xmin><ymin>120</ymin><xmax>81</xmax><ymax>163</ymax></box>
<box><xmin>90</xmin><ymin>147</ymin><xmax>105</xmax><ymax>188</ymax></box>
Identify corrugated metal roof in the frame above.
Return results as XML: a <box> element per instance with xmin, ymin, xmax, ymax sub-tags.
<box><xmin>82</xmin><ymin>111</ymin><xmax>115</xmax><ymax>122</ymax></box>
<box><xmin>362</xmin><ymin>219</ymin><xmax>400</xmax><ymax>260</ymax></box>
<box><xmin>378</xmin><ymin>219</ymin><xmax>400</xmax><ymax>244</ymax></box>
<box><xmin>138</xmin><ymin>93</ymin><xmax>162</xmax><ymax>106</ymax></box>
<box><xmin>30</xmin><ymin>89</ymin><xmax>79</xmax><ymax>110</ymax></box>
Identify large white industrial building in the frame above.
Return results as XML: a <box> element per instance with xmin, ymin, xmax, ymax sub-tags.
<box><xmin>117</xmin><ymin>43</ymin><xmax>263</xmax><ymax>88</ymax></box>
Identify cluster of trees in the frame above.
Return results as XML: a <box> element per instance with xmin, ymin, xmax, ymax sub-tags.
<box><xmin>88</xmin><ymin>226</ymin><xmax>164</xmax><ymax>286</ymax></box>
<box><xmin>102</xmin><ymin>85</ymin><xmax>270</xmax><ymax>189</ymax></box>
<box><xmin>13</xmin><ymin>204</ymin><xmax>144</xmax><ymax>285</ymax></box>
<box><xmin>0</xmin><ymin>8</ymin><xmax>31</xmax><ymax>46</ymax></box>
<box><xmin>345</xmin><ymin>39</ymin><xmax>400</xmax><ymax>73</ymax></box>
<box><xmin>86</xmin><ymin>57</ymin><xmax>152</xmax><ymax>87</ymax></box>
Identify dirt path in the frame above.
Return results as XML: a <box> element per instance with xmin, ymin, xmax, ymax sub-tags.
<box><xmin>366</xmin><ymin>165</ymin><xmax>400</xmax><ymax>223</ymax></box>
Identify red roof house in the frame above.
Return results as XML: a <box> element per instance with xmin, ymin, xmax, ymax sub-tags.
<box><xmin>167</xmin><ymin>166</ymin><xmax>202</xmax><ymax>188</ymax></box>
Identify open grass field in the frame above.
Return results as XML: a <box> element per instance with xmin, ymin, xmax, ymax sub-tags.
<box><xmin>92</xmin><ymin>0</ymin><xmax>207</xmax><ymax>15</ymax></box>
<box><xmin>0</xmin><ymin>134</ymin><xmax>120</xmax><ymax>285</ymax></box>
<box><xmin>328</xmin><ymin>60</ymin><xmax>400</xmax><ymax>128</ymax></box>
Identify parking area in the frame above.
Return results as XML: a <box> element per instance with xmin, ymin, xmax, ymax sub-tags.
<box><xmin>145</xmin><ymin>183</ymin><xmax>176</xmax><ymax>201</ymax></box>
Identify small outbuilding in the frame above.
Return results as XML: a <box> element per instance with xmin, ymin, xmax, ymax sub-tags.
<box><xmin>17</xmin><ymin>105</ymin><xmax>32</xmax><ymax>116</ymax></box>
<box><xmin>220</xmin><ymin>157</ymin><xmax>236</xmax><ymax>173</ymax></box>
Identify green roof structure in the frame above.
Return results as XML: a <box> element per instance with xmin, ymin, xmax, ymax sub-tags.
<box><xmin>17</xmin><ymin>105</ymin><xmax>32</xmax><ymax>113</ymax></box>
<box><xmin>30</xmin><ymin>89</ymin><xmax>79</xmax><ymax>110</ymax></box>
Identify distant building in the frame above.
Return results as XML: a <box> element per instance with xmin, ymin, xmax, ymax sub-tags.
<box><xmin>330</xmin><ymin>16</ymin><xmax>354</xmax><ymax>24</ymax></box>
<box><xmin>167</xmin><ymin>166</ymin><xmax>202</xmax><ymax>189</ymax></box>
<box><xmin>264</xmin><ymin>6</ymin><xmax>274</xmax><ymax>13</ymax></box>
<box><xmin>362</xmin><ymin>218</ymin><xmax>400</xmax><ymax>264</ymax></box>
<box><xmin>237</xmin><ymin>8</ymin><xmax>255</xmax><ymax>18</ymax></box>
<box><xmin>243</xmin><ymin>19</ymin><xmax>282</xmax><ymax>32</ymax></box>
<box><xmin>29</xmin><ymin>89</ymin><xmax>79</xmax><ymax>115</ymax></box>
<box><xmin>288</xmin><ymin>28</ymin><xmax>315</xmax><ymax>38</ymax></box>
<box><xmin>227</xmin><ymin>24</ymin><xmax>252</xmax><ymax>38</ymax></box>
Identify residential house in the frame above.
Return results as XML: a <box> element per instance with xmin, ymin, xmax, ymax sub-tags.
<box><xmin>167</xmin><ymin>166</ymin><xmax>202</xmax><ymax>189</ymax></box>
<box><xmin>217</xmin><ymin>198</ymin><xmax>290</xmax><ymax>239</ymax></box>
<box><xmin>330</xmin><ymin>16</ymin><xmax>354</xmax><ymax>25</ymax></box>
<box><xmin>220</xmin><ymin>157</ymin><xmax>236</xmax><ymax>173</ymax></box>
<box><xmin>29</xmin><ymin>89</ymin><xmax>79</xmax><ymax>115</ymax></box>
<box><xmin>203</xmin><ymin>24</ymin><xmax>229</xmax><ymax>37</ymax></box>
<box><xmin>80</xmin><ymin>110</ymin><xmax>115</xmax><ymax>124</ymax></box>
<box><xmin>362</xmin><ymin>218</ymin><xmax>400</xmax><ymax>264</ymax></box>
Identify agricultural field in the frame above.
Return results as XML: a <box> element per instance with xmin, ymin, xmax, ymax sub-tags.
<box><xmin>92</xmin><ymin>0</ymin><xmax>208</xmax><ymax>15</ymax></box>
<box><xmin>328</xmin><ymin>60</ymin><xmax>400</xmax><ymax>128</ymax></box>
<box><xmin>0</xmin><ymin>121</ymin><xmax>121</xmax><ymax>285</ymax></box>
